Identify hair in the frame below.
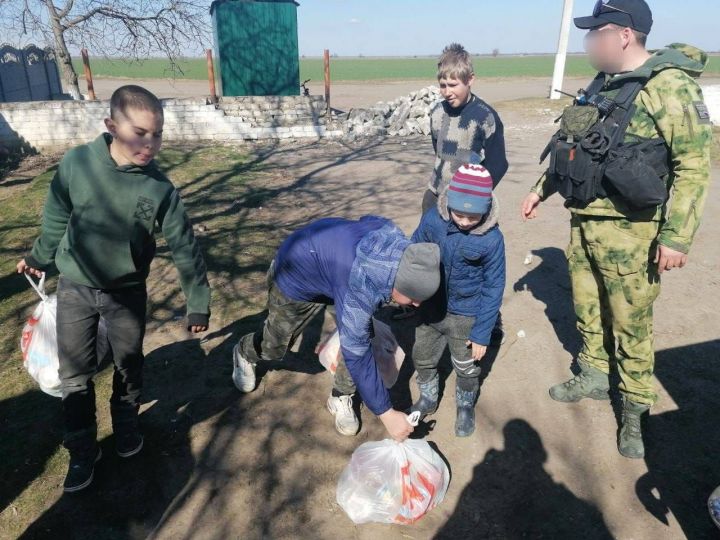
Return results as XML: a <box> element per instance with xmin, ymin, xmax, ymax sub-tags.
<box><xmin>632</xmin><ymin>30</ymin><xmax>648</xmax><ymax>47</ymax></box>
<box><xmin>437</xmin><ymin>43</ymin><xmax>474</xmax><ymax>83</ymax></box>
<box><xmin>110</xmin><ymin>85</ymin><xmax>163</xmax><ymax>120</ymax></box>
<box><xmin>607</xmin><ymin>23</ymin><xmax>648</xmax><ymax>48</ymax></box>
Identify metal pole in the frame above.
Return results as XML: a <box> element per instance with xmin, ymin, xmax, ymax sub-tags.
<box><xmin>550</xmin><ymin>0</ymin><xmax>574</xmax><ymax>99</ymax></box>
<box><xmin>81</xmin><ymin>48</ymin><xmax>96</xmax><ymax>100</ymax></box>
<box><xmin>323</xmin><ymin>49</ymin><xmax>330</xmax><ymax>114</ymax></box>
<box><xmin>206</xmin><ymin>49</ymin><xmax>218</xmax><ymax>104</ymax></box>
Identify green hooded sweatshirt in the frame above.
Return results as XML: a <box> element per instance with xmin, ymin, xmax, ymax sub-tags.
<box><xmin>26</xmin><ymin>133</ymin><xmax>210</xmax><ymax>327</ymax></box>
<box><xmin>532</xmin><ymin>43</ymin><xmax>713</xmax><ymax>254</ymax></box>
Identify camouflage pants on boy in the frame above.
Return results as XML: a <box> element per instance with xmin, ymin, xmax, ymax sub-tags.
<box><xmin>567</xmin><ymin>215</ymin><xmax>661</xmax><ymax>405</ymax></box>
<box><xmin>238</xmin><ymin>263</ymin><xmax>356</xmax><ymax>395</ymax></box>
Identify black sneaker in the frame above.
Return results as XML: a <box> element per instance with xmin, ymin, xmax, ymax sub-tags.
<box><xmin>63</xmin><ymin>446</ymin><xmax>102</xmax><ymax>493</ymax></box>
<box><xmin>116</xmin><ymin>431</ymin><xmax>144</xmax><ymax>458</ymax></box>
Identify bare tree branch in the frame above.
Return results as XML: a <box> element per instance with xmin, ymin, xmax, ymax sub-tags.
<box><xmin>1</xmin><ymin>0</ymin><xmax>211</xmax><ymax>98</ymax></box>
<box><xmin>56</xmin><ymin>0</ymin><xmax>75</xmax><ymax>19</ymax></box>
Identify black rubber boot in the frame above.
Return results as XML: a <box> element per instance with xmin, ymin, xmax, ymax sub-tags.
<box><xmin>455</xmin><ymin>386</ymin><xmax>478</xmax><ymax>437</ymax></box>
<box><xmin>409</xmin><ymin>374</ymin><xmax>439</xmax><ymax>419</ymax></box>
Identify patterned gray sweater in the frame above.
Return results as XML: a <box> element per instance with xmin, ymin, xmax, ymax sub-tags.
<box><xmin>428</xmin><ymin>93</ymin><xmax>508</xmax><ymax>193</ymax></box>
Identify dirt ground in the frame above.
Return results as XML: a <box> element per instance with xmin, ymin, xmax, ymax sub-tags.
<box><xmin>3</xmin><ymin>91</ymin><xmax>720</xmax><ymax>539</ymax></box>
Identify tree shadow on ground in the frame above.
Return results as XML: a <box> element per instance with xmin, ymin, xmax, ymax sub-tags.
<box><xmin>4</xmin><ymin>136</ymin><xmax>434</xmax><ymax>538</ymax></box>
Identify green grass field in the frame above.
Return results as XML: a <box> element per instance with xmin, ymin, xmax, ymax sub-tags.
<box><xmin>73</xmin><ymin>54</ymin><xmax>720</xmax><ymax>82</ymax></box>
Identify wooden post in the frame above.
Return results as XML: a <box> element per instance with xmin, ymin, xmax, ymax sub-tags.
<box><xmin>323</xmin><ymin>49</ymin><xmax>331</xmax><ymax>114</ymax></box>
<box><xmin>206</xmin><ymin>49</ymin><xmax>218</xmax><ymax>104</ymax></box>
<box><xmin>80</xmin><ymin>48</ymin><xmax>96</xmax><ymax>100</ymax></box>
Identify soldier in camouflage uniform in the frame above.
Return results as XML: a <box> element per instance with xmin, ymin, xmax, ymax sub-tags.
<box><xmin>521</xmin><ymin>0</ymin><xmax>712</xmax><ymax>459</ymax></box>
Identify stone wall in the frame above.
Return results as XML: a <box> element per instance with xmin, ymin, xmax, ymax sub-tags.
<box><xmin>0</xmin><ymin>95</ymin><xmax>343</xmax><ymax>151</ymax></box>
<box><xmin>1</xmin><ymin>83</ymin><xmax>717</xmax><ymax>153</ymax></box>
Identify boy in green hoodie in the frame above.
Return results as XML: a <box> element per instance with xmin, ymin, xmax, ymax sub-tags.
<box><xmin>521</xmin><ymin>0</ymin><xmax>712</xmax><ymax>459</ymax></box>
<box><xmin>17</xmin><ymin>85</ymin><xmax>211</xmax><ymax>492</ymax></box>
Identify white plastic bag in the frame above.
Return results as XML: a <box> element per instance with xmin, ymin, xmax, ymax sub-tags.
<box><xmin>317</xmin><ymin>330</ymin><xmax>341</xmax><ymax>374</ymax></box>
<box><xmin>20</xmin><ymin>273</ymin><xmax>61</xmax><ymax>397</ymax></box>
<box><xmin>19</xmin><ymin>273</ymin><xmax>111</xmax><ymax>398</ymax></box>
<box><xmin>337</xmin><ymin>414</ymin><xmax>450</xmax><ymax>525</ymax></box>
<box><xmin>317</xmin><ymin>318</ymin><xmax>405</xmax><ymax>388</ymax></box>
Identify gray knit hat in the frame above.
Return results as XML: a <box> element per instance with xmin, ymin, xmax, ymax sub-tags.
<box><xmin>394</xmin><ymin>243</ymin><xmax>441</xmax><ymax>301</ymax></box>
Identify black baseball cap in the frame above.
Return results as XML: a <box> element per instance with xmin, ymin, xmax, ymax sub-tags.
<box><xmin>575</xmin><ymin>0</ymin><xmax>653</xmax><ymax>34</ymax></box>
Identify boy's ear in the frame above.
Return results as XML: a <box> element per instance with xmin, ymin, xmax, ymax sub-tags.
<box><xmin>104</xmin><ymin>117</ymin><xmax>116</xmax><ymax>135</ymax></box>
<box><xmin>467</xmin><ymin>73</ymin><xmax>476</xmax><ymax>86</ymax></box>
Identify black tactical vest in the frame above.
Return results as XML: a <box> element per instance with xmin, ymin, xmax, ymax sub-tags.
<box><xmin>540</xmin><ymin>72</ymin><xmax>670</xmax><ymax>210</ymax></box>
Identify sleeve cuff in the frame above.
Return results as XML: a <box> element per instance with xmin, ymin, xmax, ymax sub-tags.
<box><xmin>187</xmin><ymin>312</ymin><xmax>209</xmax><ymax>329</ymax></box>
<box><xmin>370</xmin><ymin>400</ymin><xmax>393</xmax><ymax>417</ymax></box>
<box><xmin>24</xmin><ymin>254</ymin><xmax>49</xmax><ymax>271</ymax></box>
<box><xmin>469</xmin><ymin>331</ymin><xmax>491</xmax><ymax>347</ymax></box>
<box><xmin>657</xmin><ymin>237</ymin><xmax>690</xmax><ymax>255</ymax></box>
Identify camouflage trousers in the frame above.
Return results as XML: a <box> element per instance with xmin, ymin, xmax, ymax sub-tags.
<box><xmin>238</xmin><ymin>263</ymin><xmax>356</xmax><ymax>396</ymax></box>
<box><xmin>567</xmin><ymin>215</ymin><xmax>661</xmax><ymax>405</ymax></box>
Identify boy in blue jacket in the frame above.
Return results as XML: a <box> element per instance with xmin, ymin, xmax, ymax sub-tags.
<box><xmin>231</xmin><ymin>216</ymin><xmax>441</xmax><ymax>441</ymax></box>
<box><xmin>410</xmin><ymin>164</ymin><xmax>506</xmax><ymax>437</ymax></box>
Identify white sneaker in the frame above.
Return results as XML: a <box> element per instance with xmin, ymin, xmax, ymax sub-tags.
<box><xmin>232</xmin><ymin>344</ymin><xmax>256</xmax><ymax>393</ymax></box>
<box><xmin>326</xmin><ymin>395</ymin><xmax>360</xmax><ymax>436</ymax></box>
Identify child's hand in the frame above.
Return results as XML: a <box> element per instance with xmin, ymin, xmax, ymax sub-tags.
<box><xmin>190</xmin><ymin>325</ymin><xmax>208</xmax><ymax>333</ymax></box>
<box><xmin>16</xmin><ymin>259</ymin><xmax>43</xmax><ymax>278</ymax></box>
<box><xmin>466</xmin><ymin>340</ymin><xmax>487</xmax><ymax>361</ymax></box>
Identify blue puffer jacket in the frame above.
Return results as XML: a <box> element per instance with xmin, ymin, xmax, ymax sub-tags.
<box><xmin>274</xmin><ymin>215</ymin><xmax>410</xmax><ymax>415</ymax></box>
<box><xmin>411</xmin><ymin>190</ymin><xmax>506</xmax><ymax>345</ymax></box>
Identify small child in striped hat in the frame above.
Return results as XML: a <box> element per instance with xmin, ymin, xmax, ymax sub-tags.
<box><xmin>409</xmin><ymin>163</ymin><xmax>506</xmax><ymax>436</ymax></box>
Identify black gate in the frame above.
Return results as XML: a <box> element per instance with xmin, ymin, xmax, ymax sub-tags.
<box><xmin>0</xmin><ymin>44</ymin><xmax>64</xmax><ymax>102</ymax></box>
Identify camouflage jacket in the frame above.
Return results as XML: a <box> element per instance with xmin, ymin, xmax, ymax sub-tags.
<box><xmin>532</xmin><ymin>44</ymin><xmax>713</xmax><ymax>254</ymax></box>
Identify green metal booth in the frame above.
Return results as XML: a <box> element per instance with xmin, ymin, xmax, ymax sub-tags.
<box><xmin>210</xmin><ymin>0</ymin><xmax>301</xmax><ymax>96</ymax></box>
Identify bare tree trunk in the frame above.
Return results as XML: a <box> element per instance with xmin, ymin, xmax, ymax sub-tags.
<box><xmin>45</xmin><ymin>2</ymin><xmax>82</xmax><ymax>99</ymax></box>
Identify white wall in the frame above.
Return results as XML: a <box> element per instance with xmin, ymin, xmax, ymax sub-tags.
<box><xmin>702</xmin><ymin>84</ymin><xmax>720</xmax><ymax>126</ymax></box>
<box><xmin>0</xmin><ymin>96</ymin><xmax>342</xmax><ymax>151</ymax></box>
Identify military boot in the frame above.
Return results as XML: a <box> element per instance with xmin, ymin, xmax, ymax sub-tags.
<box><xmin>549</xmin><ymin>364</ymin><xmax>610</xmax><ymax>402</ymax></box>
<box><xmin>618</xmin><ymin>398</ymin><xmax>649</xmax><ymax>459</ymax></box>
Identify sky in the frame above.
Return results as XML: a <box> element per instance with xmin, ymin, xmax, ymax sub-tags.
<box><xmin>296</xmin><ymin>0</ymin><xmax>720</xmax><ymax>57</ymax></box>
<box><xmin>4</xmin><ymin>0</ymin><xmax>718</xmax><ymax>58</ymax></box>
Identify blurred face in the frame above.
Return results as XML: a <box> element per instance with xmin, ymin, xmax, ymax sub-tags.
<box><xmin>104</xmin><ymin>107</ymin><xmax>163</xmax><ymax>167</ymax></box>
<box><xmin>438</xmin><ymin>75</ymin><xmax>475</xmax><ymax>108</ymax></box>
<box><xmin>391</xmin><ymin>289</ymin><xmax>420</xmax><ymax>308</ymax></box>
<box><xmin>584</xmin><ymin>24</ymin><xmax>632</xmax><ymax>74</ymax></box>
<box><xmin>450</xmin><ymin>209</ymin><xmax>485</xmax><ymax>231</ymax></box>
